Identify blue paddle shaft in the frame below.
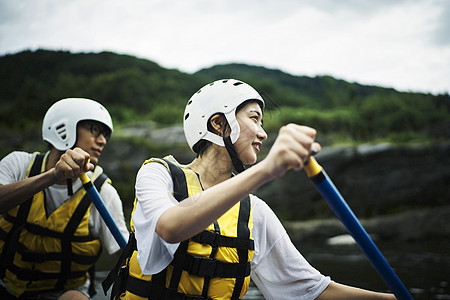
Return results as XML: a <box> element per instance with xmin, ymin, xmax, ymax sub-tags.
<box><xmin>305</xmin><ymin>158</ymin><xmax>413</xmax><ymax>300</ymax></box>
<box><xmin>81</xmin><ymin>174</ymin><xmax>127</xmax><ymax>250</ymax></box>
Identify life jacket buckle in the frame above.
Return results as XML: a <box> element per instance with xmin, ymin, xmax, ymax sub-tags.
<box><xmin>195</xmin><ymin>230</ymin><xmax>219</xmax><ymax>246</ymax></box>
<box><xmin>191</xmin><ymin>257</ymin><xmax>217</xmax><ymax>278</ymax></box>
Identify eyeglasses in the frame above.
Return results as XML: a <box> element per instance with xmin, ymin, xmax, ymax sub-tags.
<box><xmin>80</xmin><ymin>121</ymin><xmax>111</xmax><ymax>141</ymax></box>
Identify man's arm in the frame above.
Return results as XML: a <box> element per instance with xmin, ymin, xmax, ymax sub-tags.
<box><xmin>0</xmin><ymin>148</ymin><xmax>93</xmax><ymax>213</ymax></box>
<box><xmin>0</xmin><ymin>171</ymin><xmax>57</xmax><ymax>213</ymax></box>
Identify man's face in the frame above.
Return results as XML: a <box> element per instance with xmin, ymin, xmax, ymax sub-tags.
<box><xmin>75</xmin><ymin>120</ymin><xmax>110</xmax><ymax>165</ymax></box>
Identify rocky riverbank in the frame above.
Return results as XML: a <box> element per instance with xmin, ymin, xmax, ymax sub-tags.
<box><xmin>283</xmin><ymin>204</ymin><xmax>450</xmax><ymax>244</ymax></box>
<box><xmin>254</xmin><ymin>142</ymin><xmax>450</xmax><ymax>221</ymax></box>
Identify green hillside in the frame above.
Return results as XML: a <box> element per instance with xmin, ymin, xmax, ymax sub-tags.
<box><xmin>0</xmin><ymin>49</ymin><xmax>205</xmax><ymax>130</ymax></box>
<box><xmin>1</xmin><ymin>49</ymin><xmax>448</xmax><ymax>146</ymax></box>
<box><xmin>1</xmin><ymin>49</ymin><xmax>448</xmax><ymax>223</ymax></box>
<box><xmin>196</xmin><ymin>64</ymin><xmax>450</xmax><ymax>143</ymax></box>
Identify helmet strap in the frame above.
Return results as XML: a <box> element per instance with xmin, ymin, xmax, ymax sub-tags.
<box><xmin>223</xmin><ymin>136</ymin><xmax>245</xmax><ymax>173</ymax></box>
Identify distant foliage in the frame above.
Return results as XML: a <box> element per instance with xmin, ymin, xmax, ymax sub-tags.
<box><xmin>0</xmin><ymin>50</ymin><xmax>448</xmax><ymax>145</ymax></box>
<box><xmin>0</xmin><ymin>50</ymin><xmax>203</xmax><ymax>130</ymax></box>
<box><xmin>197</xmin><ymin>64</ymin><xmax>449</xmax><ymax>144</ymax></box>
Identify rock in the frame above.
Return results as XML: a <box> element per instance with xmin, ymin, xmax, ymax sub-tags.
<box><xmin>255</xmin><ymin>142</ymin><xmax>450</xmax><ymax>220</ymax></box>
<box><xmin>283</xmin><ymin>205</ymin><xmax>450</xmax><ymax>243</ymax></box>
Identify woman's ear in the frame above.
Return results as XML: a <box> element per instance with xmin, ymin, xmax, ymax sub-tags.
<box><xmin>210</xmin><ymin>114</ymin><xmax>226</xmax><ymax>136</ymax></box>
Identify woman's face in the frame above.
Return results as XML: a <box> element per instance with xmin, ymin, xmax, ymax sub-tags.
<box><xmin>233</xmin><ymin>102</ymin><xmax>267</xmax><ymax>165</ymax></box>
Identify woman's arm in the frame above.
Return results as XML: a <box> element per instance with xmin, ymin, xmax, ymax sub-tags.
<box><xmin>157</xmin><ymin>124</ymin><xmax>320</xmax><ymax>243</ymax></box>
<box><xmin>317</xmin><ymin>282</ymin><xmax>396</xmax><ymax>299</ymax></box>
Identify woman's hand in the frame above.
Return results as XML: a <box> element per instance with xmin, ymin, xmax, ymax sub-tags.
<box><xmin>262</xmin><ymin>123</ymin><xmax>321</xmax><ymax>179</ymax></box>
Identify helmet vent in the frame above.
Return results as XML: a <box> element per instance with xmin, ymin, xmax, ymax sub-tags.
<box><xmin>233</xmin><ymin>82</ymin><xmax>243</xmax><ymax>86</ymax></box>
<box><xmin>188</xmin><ymin>100</ymin><xmax>192</xmax><ymax>105</ymax></box>
<box><xmin>184</xmin><ymin>113</ymin><xmax>190</xmax><ymax>120</ymax></box>
<box><xmin>55</xmin><ymin>123</ymin><xmax>67</xmax><ymax>140</ymax></box>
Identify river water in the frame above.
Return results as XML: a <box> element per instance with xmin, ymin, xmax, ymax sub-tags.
<box><xmin>93</xmin><ymin>238</ymin><xmax>449</xmax><ymax>300</ymax></box>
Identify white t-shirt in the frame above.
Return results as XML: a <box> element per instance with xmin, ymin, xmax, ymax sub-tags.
<box><xmin>0</xmin><ymin>151</ymin><xmax>129</xmax><ymax>255</ymax></box>
<box><xmin>133</xmin><ymin>161</ymin><xmax>332</xmax><ymax>300</ymax></box>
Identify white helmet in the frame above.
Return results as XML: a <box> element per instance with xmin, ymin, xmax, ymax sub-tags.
<box><xmin>42</xmin><ymin>98</ymin><xmax>113</xmax><ymax>150</ymax></box>
<box><xmin>183</xmin><ymin>79</ymin><xmax>264</xmax><ymax>152</ymax></box>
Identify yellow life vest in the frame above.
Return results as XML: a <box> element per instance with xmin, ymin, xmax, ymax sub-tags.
<box><xmin>0</xmin><ymin>152</ymin><xmax>107</xmax><ymax>297</ymax></box>
<box><xmin>118</xmin><ymin>156</ymin><xmax>254</xmax><ymax>300</ymax></box>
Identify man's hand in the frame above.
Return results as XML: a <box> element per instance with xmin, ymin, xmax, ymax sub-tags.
<box><xmin>53</xmin><ymin>147</ymin><xmax>94</xmax><ymax>182</ymax></box>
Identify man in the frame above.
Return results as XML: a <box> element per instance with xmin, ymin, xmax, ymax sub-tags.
<box><xmin>0</xmin><ymin>98</ymin><xmax>129</xmax><ymax>300</ymax></box>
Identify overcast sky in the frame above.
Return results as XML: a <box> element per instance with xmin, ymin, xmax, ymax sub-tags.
<box><xmin>1</xmin><ymin>0</ymin><xmax>449</xmax><ymax>95</ymax></box>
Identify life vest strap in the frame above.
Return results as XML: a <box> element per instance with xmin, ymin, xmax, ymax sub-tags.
<box><xmin>0</xmin><ymin>227</ymin><xmax>7</xmax><ymax>241</ymax></box>
<box><xmin>163</xmin><ymin>159</ymin><xmax>189</xmax><ymax>202</ymax></box>
<box><xmin>192</xmin><ymin>230</ymin><xmax>254</xmax><ymax>250</ymax></box>
<box><xmin>179</xmin><ymin>254</ymin><xmax>251</xmax><ymax>278</ymax></box>
<box><xmin>7</xmin><ymin>263</ymin><xmax>87</xmax><ymax>281</ymax></box>
<box><xmin>125</xmin><ymin>275</ymin><xmax>213</xmax><ymax>300</ymax></box>
<box><xmin>231</xmin><ymin>195</ymin><xmax>251</xmax><ymax>299</ymax></box>
<box><xmin>23</xmin><ymin>222</ymin><xmax>97</xmax><ymax>242</ymax></box>
<box><xmin>0</xmin><ymin>153</ymin><xmax>45</xmax><ymax>279</ymax></box>
<box><xmin>101</xmin><ymin>231</ymin><xmax>136</xmax><ymax>296</ymax></box>
<box><xmin>18</xmin><ymin>242</ymin><xmax>98</xmax><ymax>265</ymax></box>
<box><xmin>1</xmin><ymin>212</ymin><xmax>17</xmax><ymax>224</ymax></box>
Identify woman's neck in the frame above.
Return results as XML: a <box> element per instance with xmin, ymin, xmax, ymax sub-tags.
<box><xmin>188</xmin><ymin>146</ymin><xmax>233</xmax><ymax>190</ymax></box>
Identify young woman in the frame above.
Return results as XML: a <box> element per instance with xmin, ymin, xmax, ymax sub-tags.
<box><xmin>112</xmin><ymin>79</ymin><xmax>395</xmax><ymax>299</ymax></box>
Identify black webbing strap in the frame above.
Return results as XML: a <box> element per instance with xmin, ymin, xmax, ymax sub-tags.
<box><xmin>179</xmin><ymin>253</ymin><xmax>251</xmax><ymax>278</ymax></box>
<box><xmin>161</xmin><ymin>159</ymin><xmax>193</xmax><ymax>297</ymax></box>
<box><xmin>0</xmin><ymin>227</ymin><xmax>7</xmax><ymax>243</ymax></box>
<box><xmin>55</xmin><ymin>192</ymin><xmax>94</xmax><ymax>290</ymax></box>
<box><xmin>103</xmin><ymin>158</ymin><xmax>190</xmax><ymax>299</ymax></box>
<box><xmin>0</xmin><ymin>153</ymin><xmax>45</xmax><ymax>279</ymax></box>
<box><xmin>125</xmin><ymin>275</ymin><xmax>213</xmax><ymax>300</ymax></box>
<box><xmin>192</xmin><ymin>229</ymin><xmax>254</xmax><ymax>250</ymax></box>
<box><xmin>18</xmin><ymin>241</ymin><xmax>98</xmax><ymax>264</ymax></box>
<box><xmin>163</xmin><ymin>159</ymin><xmax>189</xmax><ymax>202</ymax></box>
<box><xmin>231</xmin><ymin>196</ymin><xmax>251</xmax><ymax>300</ymax></box>
<box><xmin>94</xmin><ymin>172</ymin><xmax>109</xmax><ymax>191</ymax></box>
<box><xmin>223</xmin><ymin>136</ymin><xmax>245</xmax><ymax>173</ymax></box>
<box><xmin>104</xmin><ymin>158</ymin><xmax>191</xmax><ymax>299</ymax></box>
<box><xmin>7</xmin><ymin>263</ymin><xmax>87</xmax><ymax>281</ymax></box>
<box><xmin>22</xmin><ymin>223</ymin><xmax>97</xmax><ymax>242</ymax></box>
<box><xmin>101</xmin><ymin>231</ymin><xmax>136</xmax><ymax>298</ymax></box>
<box><xmin>201</xmin><ymin>222</ymin><xmax>220</xmax><ymax>297</ymax></box>
<box><xmin>55</xmin><ymin>171</ymin><xmax>108</xmax><ymax>294</ymax></box>
<box><xmin>143</xmin><ymin>266</ymin><xmax>166</xmax><ymax>300</ymax></box>
<box><xmin>167</xmin><ymin>239</ymin><xmax>189</xmax><ymax>293</ymax></box>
